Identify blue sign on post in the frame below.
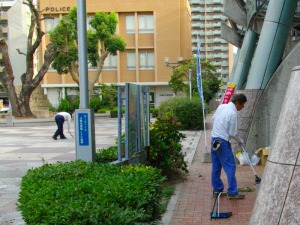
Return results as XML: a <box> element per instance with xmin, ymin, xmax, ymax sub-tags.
<box><xmin>78</xmin><ymin>113</ymin><xmax>89</xmax><ymax>146</ymax></box>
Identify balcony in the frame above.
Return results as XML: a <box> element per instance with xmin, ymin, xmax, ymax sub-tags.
<box><xmin>213</xmin><ymin>30</ymin><xmax>221</xmax><ymax>35</ymax></box>
<box><xmin>213</xmin><ymin>15</ymin><xmax>223</xmax><ymax>20</ymax></box>
<box><xmin>213</xmin><ymin>7</ymin><xmax>223</xmax><ymax>12</ymax></box>
<box><xmin>203</xmin><ymin>0</ymin><xmax>223</xmax><ymax>4</ymax></box>
<box><xmin>0</xmin><ymin>1</ymin><xmax>15</xmax><ymax>7</ymax></box>
<box><xmin>191</xmin><ymin>7</ymin><xmax>205</xmax><ymax>13</ymax></box>
<box><xmin>190</xmin><ymin>0</ymin><xmax>201</xmax><ymax>5</ymax></box>
<box><xmin>0</xmin><ymin>13</ymin><xmax>7</xmax><ymax>21</ymax></box>
<box><xmin>213</xmin><ymin>22</ymin><xmax>221</xmax><ymax>27</ymax></box>
<box><xmin>213</xmin><ymin>38</ymin><xmax>222</xmax><ymax>43</ymax></box>
<box><xmin>1</xmin><ymin>26</ymin><xmax>8</xmax><ymax>34</ymax></box>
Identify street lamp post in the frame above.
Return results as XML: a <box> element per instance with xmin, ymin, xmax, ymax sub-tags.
<box><xmin>164</xmin><ymin>56</ymin><xmax>183</xmax><ymax>71</ymax></box>
<box><xmin>164</xmin><ymin>56</ymin><xmax>183</xmax><ymax>97</ymax></box>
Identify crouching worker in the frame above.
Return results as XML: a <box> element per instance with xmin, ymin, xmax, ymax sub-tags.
<box><xmin>52</xmin><ymin>111</ymin><xmax>72</xmax><ymax>140</ymax></box>
<box><xmin>211</xmin><ymin>93</ymin><xmax>247</xmax><ymax>199</ymax></box>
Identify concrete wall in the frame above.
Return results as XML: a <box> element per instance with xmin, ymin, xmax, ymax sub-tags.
<box><xmin>250</xmin><ymin>66</ymin><xmax>300</xmax><ymax>225</ymax></box>
<box><xmin>246</xmin><ymin>42</ymin><xmax>300</xmax><ymax>153</ymax></box>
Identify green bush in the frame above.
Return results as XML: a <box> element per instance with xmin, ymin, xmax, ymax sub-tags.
<box><xmin>159</xmin><ymin>97</ymin><xmax>203</xmax><ymax>130</ymax></box>
<box><xmin>18</xmin><ymin>161</ymin><xmax>165</xmax><ymax>224</ymax></box>
<box><xmin>96</xmin><ymin>146</ymin><xmax>118</xmax><ymax>163</ymax></box>
<box><xmin>150</xmin><ymin>107</ymin><xmax>159</xmax><ymax>117</ymax></box>
<box><xmin>48</xmin><ymin>103</ymin><xmax>56</xmax><ymax>112</ymax></box>
<box><xmin>57</xmin><ymin>98</ymin><xmax>71</xmax><ymax>112</ymax></box>
<box><xmin>89</xmin><ymin>96</ymin><xmax>102</xmax><ymax>112</ymax></box>
<box><xmin>110</xmin><ymin>109</ymin><xmax>118</xmax><ymax>118</ymax></box>
<box><xmin>100</xmin><ymin>84</ymin><xmax>118</xmax><ymax>110</ymax></box>
<box><xmin>149</xmin><ymin>113</ymin><xmax>188</xmax><ymax>177</ymax></box>
<box><xmin>97</xmin><ymin>108</ymin><xmax>107</xmax><ymax>113</ymax></box>
<box><xmin>70</xmin><ymin>95</ymin><xmax>80</xmax><ymax>112</ymax></box>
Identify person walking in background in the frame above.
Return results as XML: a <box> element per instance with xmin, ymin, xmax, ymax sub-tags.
<box><xmin>211</xmin><ymin>93</ymin><xmax>247</xmax><ymax>199</ymax></box>
<box><xmin>52</xmin><ymin>111</ymin><xmax>72</xmax><ymax>140</ymax></box>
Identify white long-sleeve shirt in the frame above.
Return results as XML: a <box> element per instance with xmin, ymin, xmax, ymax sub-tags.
<box><xmin>55</xmin><ymin>112</ymin><xmax>72</xmax><ymax>130</ymax></box>
<box><xmin>211</xmin><ymin>102</ymin><xmax>238</xmax><ymax>141</ymax></box>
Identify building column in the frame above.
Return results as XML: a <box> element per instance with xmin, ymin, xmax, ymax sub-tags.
<box><xmin>245</xmin><ymin>0</ymin><xmax>298</xmax><ymax>89</ymax></box>
<box><xmin>231</xmin><ymin>30</ymin><xmax>257</xmax><ymax>90</ymax></box>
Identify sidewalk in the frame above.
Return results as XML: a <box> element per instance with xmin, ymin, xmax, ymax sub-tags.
<box><xmin>163</xmin><ymin>114</ymin><xmax>265</xmax><ymax>225</ymax></box>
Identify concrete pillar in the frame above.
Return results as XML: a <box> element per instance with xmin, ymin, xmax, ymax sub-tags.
<box><xmin>229</xmin><ymin>49</ymin><xmax>239</xmax><ymax>83</ymax></box>
<box><xmin>250</xmin><ymin>66</ymin><xmax>300</xmax><ymax>224</ymax></box>
<box><xmin>231</xmin><ymin>30</ymin><xmax>257</xmax><ymax>89</ymax></box>
<box><xmin>245</xmin><ymin>0</ymin><xmax>298</xmax><ymax>89</ymax></box>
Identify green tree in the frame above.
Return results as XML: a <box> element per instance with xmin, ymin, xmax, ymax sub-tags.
<box><xmin>50</xmin><ymin>8</ymin><xmax>126</xmax><ymax>98</ymax></box>
<box><xmin>168</xmin><ymin>58</ymin><xmax>220</xmax><ymax>103</ymax></box>
<box><xmin>100</xmin><ymin>83</ymin><xmax>118</xmax><ymax>110</ymax></box>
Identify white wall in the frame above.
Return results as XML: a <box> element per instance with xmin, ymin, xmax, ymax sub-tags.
<box><xmin>7</xmin><ymin>0</ymin><xmax>30</xmax><ymax>85</ymax></box>
<box><xmin>46</xmin><ymin>88</ymin><xmax>61</xmax><ymax>108</ymax></box>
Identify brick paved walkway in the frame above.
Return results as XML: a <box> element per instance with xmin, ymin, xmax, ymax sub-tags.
<box><xmin>167</xmin><ymin>115</ymin><xmax>265</xmax><ymax>225</ymax></box>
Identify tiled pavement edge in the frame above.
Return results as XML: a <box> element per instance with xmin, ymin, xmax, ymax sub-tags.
<box><xmin>0</xmin><ymin>117</ymin><xmax>201</xmax><ymax>225</ymax></box>
<box><xmin>162</xmin><ymin>114</ymin><xmax>265</xmax><ymax>225</ymax></box>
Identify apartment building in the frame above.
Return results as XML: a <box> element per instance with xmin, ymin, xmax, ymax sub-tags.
<box><xmin>189</xmin><ymin>0</ymin><xmax>233</xmax><ymax>88</ymax></box>
<box><xmin>38</xmin><ymin>0</ymin><xmax>192</xmax><ymax>108</ymax></box>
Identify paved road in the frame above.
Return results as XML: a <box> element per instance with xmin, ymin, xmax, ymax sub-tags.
<box><xmin>0</xmin><ymin>117</ymin><xmax>200</xmax><ymax>225</ymax></box>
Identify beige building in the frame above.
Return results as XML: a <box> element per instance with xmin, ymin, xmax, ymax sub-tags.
<box><xmin>38</xmin><ymin>0</ymin><xmax>192</xmax><ymax>108</ymax></box>
<box><xmin>189</xmin><ymin>0</ymin><xmax>233</xmax><ymax>89</ymax></box>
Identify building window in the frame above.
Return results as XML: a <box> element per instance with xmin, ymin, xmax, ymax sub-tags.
<box><xmin>138</xmin><ymin>15</ymin><xmax>154</xmax><ymax>33</ymax></box>
<box><xmin>127</xmin><ymin>52</ymin><xmax>136</xmax><ymax>70</ymax></box>
<box><xmin>103</xmin><ymin>54</ymin><xmax>117</xmax><ymax>70</ymax></box>
<box><xmin>126</xmin><ymin>15</ymin><xmax>135</xmax><ymax>34</ymax></box>
<box><xmin>45</xmin><ymin>17</ymin><xmax>60</xmax><ymax>34</ymax></box>
<box><xmin>139</xmin><ymin>51</ymin><xmax>154</xmax><ymax>70</ymax></box>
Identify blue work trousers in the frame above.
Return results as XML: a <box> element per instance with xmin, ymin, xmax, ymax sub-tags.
<box><xmin>53</xmin><ymin>115</ymin><xmax>66</xmax><ymax>139</ymax></box>
<box><xmin>211</xmin><ymin>137</ymin><xmax>238</xmax><ymax>194</ymax></box>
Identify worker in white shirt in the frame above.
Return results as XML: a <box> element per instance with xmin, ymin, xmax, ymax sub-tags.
<box><xmin>211</xmin><ymin>93</ymin><xmax>247</xmax><ymax>199</ymax></box>
<box><xmin>52</xmin><ymin>111</ymin><xmax>72</xmax><ymax>140</ymax></box>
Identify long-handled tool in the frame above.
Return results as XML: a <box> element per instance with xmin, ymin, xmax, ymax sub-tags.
<box><xmin>239</xmin><ymin>144</ymin><xmax>261</xmax><ymax>187</ymax></box>
<box><xmin>210</xmin><ymin>192</ymin><xmax>232</xmax><ymax>219</ymax></box>
<box><xmin>68</xmin><ymin>130</ymin><xmax>74</xmax><ymax>139</ymax></box>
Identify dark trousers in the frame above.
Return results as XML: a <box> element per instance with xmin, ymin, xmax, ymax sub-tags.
<box><xmin>211</xmin><ymin>137</ymin><xmax>238</xmax><ymax>194</ymax></box>
<box><xmin>53</xmin><ymin>115</ymin><xmax>66</xmax><ymax>138</ymax></box>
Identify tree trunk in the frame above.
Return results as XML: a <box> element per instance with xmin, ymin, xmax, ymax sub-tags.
<box><xmin>19</xmin><ymin>85</ymin><xmax>35</xmax><ymax>117</ymax></box>
<box><xmin>0</xmin><ymin>39</ymin><xmax>24</xmax><ymax>117</ymax></box>
<box><xmin>87</xmin><ymin>51</ymin><xmax>108</xmax><ymax>98</ymax></box>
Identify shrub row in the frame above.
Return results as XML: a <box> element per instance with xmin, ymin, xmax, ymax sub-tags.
<box><xmin>18</xmin><ymin>162</ymin><xmax>165</xmax><ymax>224</ymax></box>
<box><xmin>158</xmin><ymin>97</ymin><xmax>204</xmax><ymax>130</ymax></box>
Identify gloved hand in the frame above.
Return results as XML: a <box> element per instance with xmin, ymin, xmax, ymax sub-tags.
<box><xmin>237</xmin><ymin>137</ymin><xmax>244</xmax><ymax>145</ymax></box>
<box><xmin>233</xmin><ymin>136</ymin><xmax>244</xmax><ymax>145</ymax></box>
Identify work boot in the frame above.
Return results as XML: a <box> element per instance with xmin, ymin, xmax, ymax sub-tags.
<box><xmin>227</xmin><ymin>192</ymin><xmax>245</xmax><ymax>200</ymax></box>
